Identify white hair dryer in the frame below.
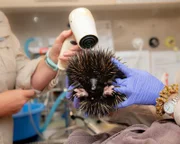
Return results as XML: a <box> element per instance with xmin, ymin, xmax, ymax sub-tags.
<box><xmin>58</xmin><ymin>7</ymin><xmax>99</xmax><ymax>70</ymax></box>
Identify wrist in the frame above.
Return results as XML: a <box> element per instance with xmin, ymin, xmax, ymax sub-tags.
<box><xmin>45</xmin><ymin>49</ymin><xmax>59</xmax><ymax>71</ymax></box>
<box><xmin>155</xmin><ymin>84</ymin><xmax>179</xmax><ymax>116</ymax></box>
<box><xmin>152</xmin><ymin>83</ymin><xmax>165</xmax><ymax>105</ymax></box>
<box><xmin>174</xmin><ymin>100</ymin><xmax>180</xmax><ymax>126</ymax></box>
<box><xmin>49</xmin><ymin>49</ymin><xmax>58</xmax><ymax>64</ymax></box>
<box><xmin>163</xmin><ymin>96</ymin><xmax>179</xmax><ymax>116</ymax></box>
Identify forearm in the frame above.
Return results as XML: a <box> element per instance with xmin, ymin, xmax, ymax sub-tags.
<box><xmin>31</xmin><ymin>58</ymin><xmax>57</xmax><ymax>91</ymax></box>
<box><xmin>31</xmin><ymin>30</ymin><xmax>80</xmax><ymax>91</ymax></box>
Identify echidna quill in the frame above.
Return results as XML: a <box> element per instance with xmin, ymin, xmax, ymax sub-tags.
<box><xmin>66</xmin><ymin>49</ymin><xmax>127</xmax><ymax>117</ymax></box>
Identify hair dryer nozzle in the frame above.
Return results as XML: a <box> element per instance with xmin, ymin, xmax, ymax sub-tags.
<box><xmin>80</xmin><ymin>35</ymin><xmax>98</xmax><ymax>49</ymax></box>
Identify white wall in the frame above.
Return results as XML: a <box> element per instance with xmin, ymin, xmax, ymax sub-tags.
<box><xmin>4</xmin><ymin>7</ymin><xmax>180</xmax><ymax>51</ymax></box>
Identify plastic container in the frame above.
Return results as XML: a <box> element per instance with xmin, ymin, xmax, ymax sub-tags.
<box><xmin>12</xmin><ymin>103</ymin><xmax>45</xmax><ymax>142</ymax></box>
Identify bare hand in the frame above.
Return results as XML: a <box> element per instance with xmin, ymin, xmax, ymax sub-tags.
<box><xmin>49</xmin><ymin>30</ymin><xmax>81</xmax><ymax>63</ymax></box>
<box><xmin>0</xmin><ymin>89</ymin><xmax>35</xmax><ymax>117</ymax></box>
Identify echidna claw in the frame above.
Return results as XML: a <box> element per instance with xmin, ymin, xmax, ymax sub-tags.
<box><xmin>124</xmin><ymin>97</ymin><xmax>127</xmax><ymax>100</ymax></box>
<box><xmin>71</xmin><ymin>82</ymin><xmax>81</xmax><ymax>88</ymax></box>
<box><xmin>67</xmin><ymin>82</ymin><xmax>81</xmax><ymax>92</ymax></box>
<box><xmin>73</xmin><ymin>88</ymin><xmax>89</xmax><ymax>98</ymax></box>
<box><xmin>67</xmin><ymin>89</ymin><xmax>74</xmax><ymax>92</ymax></box>
<box><xmin>103</xmin><ymin>85</ymin><xmax>115</xmax><ymax>97</ymax></box>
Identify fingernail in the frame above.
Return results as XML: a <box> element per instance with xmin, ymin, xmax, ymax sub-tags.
<box><xmin>70</xmin><ymin>41</ymin><xmax>77</xmax><ymax>45</ymax></box>
<box><xmin>110</xmin><ymin>85</ymin><xmax>115</xmax><ymax>88</ymax></box>
<box><xmin>74</xmin><ymin>89</ymin><xmax>79</xmax><ymax>92</ymax></box>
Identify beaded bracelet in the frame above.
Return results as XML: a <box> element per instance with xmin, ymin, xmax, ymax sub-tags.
<box><xmin>155</xmin><ymin>84</ymin><xmax>179</xmax><ymax>116</ymax></box>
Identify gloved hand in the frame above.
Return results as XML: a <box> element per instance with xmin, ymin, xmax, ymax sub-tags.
<box><xmin>66</xmin><ymin>84</ymin><xmax>80</xmax><ymax>109</ymax></box>
<box><xmin>111</xmin><ymin>58</ymin><xmax>165</xmax><ymax>108</ymax></box>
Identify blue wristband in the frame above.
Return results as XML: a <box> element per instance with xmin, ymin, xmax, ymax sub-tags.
<box><xmin>45</xmin><ymin>50</ymin><xmax>58</xmax><ymax>71</ymax></box>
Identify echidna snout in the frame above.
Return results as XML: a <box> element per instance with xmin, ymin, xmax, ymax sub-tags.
<box><xmin>90</xmin><ymin>78</ymin><xmax>97</xmax><ymax>90</ymax></box>
<box><xmin>66</xmin><ymin>49</ymin><xmax>127</xmax><ymax>117</ymax></box>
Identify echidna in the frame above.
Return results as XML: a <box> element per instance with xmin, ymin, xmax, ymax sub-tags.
<box><xmin>66</xmin><ymin>49</ymin><xmax>127</xmax><ymax>117</ymax></box>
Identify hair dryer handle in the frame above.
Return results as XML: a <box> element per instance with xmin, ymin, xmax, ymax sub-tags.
<box><xmin>57</xmin><ymin>36</ymin><xmax>75</xmax><ymax>71</ymax></box>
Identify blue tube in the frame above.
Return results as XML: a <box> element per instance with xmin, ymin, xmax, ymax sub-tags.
<box><xmin>40</xmin><ymin>91</ymin><xmax>66</xmax><ymax>133</ymax></box>
<box><xmin>24</xmin><ymin>38</ymin><xmax>36</xmax><ymax>58</ymax></box>
<box><xmin>64</xmin><ymin>101</ymin><xmax>70</xmax><ymax>128</ymax></box>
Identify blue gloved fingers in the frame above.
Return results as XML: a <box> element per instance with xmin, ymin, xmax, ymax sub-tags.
<box><xmin>114</xmin><ymin>86</ymin><xmax>128</xmax><ymax>95</ymax></box>
<box><xmin>111</xmin><ymin>58</ymin><xmax>131</xmax><ymax>77</ymax></box>
<box><xmin>73</xmin><ymin>97</ymin><xmax>80</xmax><ymax>108</ymax></box>
<box><xmin>66</xmin><ymin>91</ymin><xmax>72</xmax><ymax>99</ymax></box>
<box><xmin>66</xmin><ymin>85</ymin><xmax>75</xmax><ymax>99</ymax></box>
<box><xmin>113</xmin><ymin>78</ymin><xmax>127</xmax><ymax>86</ymax></box>
<box><xmin>65</xmin><ymin>76</ymin><xmax>69</xmax><ymax>88</ymax></box>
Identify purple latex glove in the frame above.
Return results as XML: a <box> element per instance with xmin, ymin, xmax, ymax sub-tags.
<box><xmin>66</xmin><ymin>76</ymin><xmax>80</xmax><ymax>109</ymax></box>
<box><xmin>66</xmin><ymin>85</ymin><xmax>80</xmax><ymax>108</ymax></box>
<box><xmin>112</xmin><ymin>58</ymin><xmax>165</xmax><ymax>108</ymax></box>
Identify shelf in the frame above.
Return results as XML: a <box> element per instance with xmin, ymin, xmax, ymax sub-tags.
<box><xmin>1</xmin><ymin>0</ymin><xmax>180</xmax><ymax>12</ymax></box>
<box><xmin>0</xmin><ymin>0</ymin><xmax>115</xmax><ymax>8</ymax></box>
<box><xmin>114</xmin><ymin>0</ymin><xmax>180</xmax><ymax>9</ymax></box>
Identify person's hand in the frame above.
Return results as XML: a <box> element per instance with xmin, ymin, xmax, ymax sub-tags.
<box><xmin>49</xmin><ymin>30</ymin><xmax>81</xmax><ymax>64</ymax></box>
<box><xmin>0</xmin><ymin>89</ymin><xmax>35</xmax><ymax>116</ymax></box>
<box><xmin>112</xmin><ymin>58</ymin><xmax>165</xmax><ymax>108</ymax></box>
<box><xmin>66</xmin><ymin>85</ymin><xmax>80</xmax><ymax>109</ymax></box>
